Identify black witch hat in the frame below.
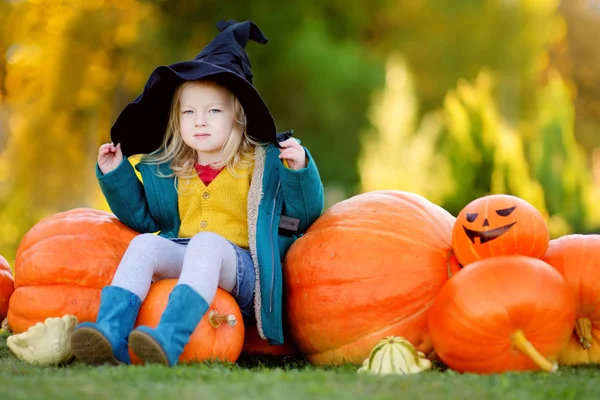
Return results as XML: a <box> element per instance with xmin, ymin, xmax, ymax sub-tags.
<box><xmin>110</xmin><ymin>20</ymin><xmax>278</xmax><ymax>157</ymax></box>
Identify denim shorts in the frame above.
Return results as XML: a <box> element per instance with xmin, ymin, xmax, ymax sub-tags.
<box><xmin>169</xmin><ymin>238</ymin><xmax>256</xmax><ymax>321</ymax></box>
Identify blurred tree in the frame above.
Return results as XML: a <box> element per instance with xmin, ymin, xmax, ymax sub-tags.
<box><xmin>0</xmin><ymin>0</ymin><xmax>158</xmax><ymax>263</ymax></box>
<box><xmin>362</xmin><ymin>62</ymin><xmax>547</xmax><ymax>218</ymax></box>
<box><xmin>551</xmin><ymin>0</ymin><xmax>600</xmax><ymax>154</ymax></box>
<box><xmin>359</xmin><ymin>55</ymin><xmax>451</xmax><ymax>205</ymax></box>
<box><xmin>0</xmin><ymin>0</ymin><xmax>10</xmax><ymax>152</ymax></box>
<box><xmin>361</xmin><ymin>57</ymin><xmax>600</xmax><ymax>237</ymax></box>
<box><xmin>435</xmin><ymin>70</ymin><xmax>548</xmax><ymax>217</ymax></box>
<box><xmin>369</xmin><ymin>0</ymin><xmax>565</xmax><ymax>126</ymax></box>
<box><xmin>528</xmin><ymin>69</ymin><xmax>600</xmax><ymax>234</ymax></box>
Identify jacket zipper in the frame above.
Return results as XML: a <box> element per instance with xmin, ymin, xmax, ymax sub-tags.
<box><xmin>269</xmin><ymin>181</ymin><xmax>281</xmax><ymax>312</ymax></box>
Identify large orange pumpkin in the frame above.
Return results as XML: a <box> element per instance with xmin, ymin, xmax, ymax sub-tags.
<box><xmin>542</xmin><ymin>234</ymin><xmax>600</xmax><ymax>364</ymax></box>
<box><xmin>0</xmin><ymin>255</ymin><xmax>15</xmax><ymax>321</ymax></box>
<box><xmin>452</xmin><ymin>194</ymin><xmax>549</xmax><ymax>266</ymax></box>
<box><xmin>284</xmin><ymin>190</ymin><xmax>459</xmax><ymax>366</ymax></box>
<box><xmin>8</xmin><ymin>208</ymin><xmax>138</xmax><ymax>333</ymax></box>
<box><xmin>129</xmin><ymin>279</ymin><xmax>244</xmax><ymax>364</ymax></box>
<box><xmin>429</xmin><ymin>256</ymin><xmax>575</xmax><ymax>373</ymax></box>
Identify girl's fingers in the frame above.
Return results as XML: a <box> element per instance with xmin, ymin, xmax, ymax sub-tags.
<box><xmin>99</xmin><ymin>143</ymin><xmax>114</xmax><ymax>153</ymax></box>
<box><xmin>278</xmin><ymin>138</ymin><xmax>301</xmax><ymax>149</ymax></box>
<box><xmin>278</xmin><ymin>149</ymin><xmax>296</xmax><ymax>159</ymax></box>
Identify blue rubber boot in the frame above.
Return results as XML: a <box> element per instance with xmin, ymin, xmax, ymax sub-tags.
<box><xmin>70</xmin><ymin>286</ymin><xmax>142</xmax><ymax>365</ymax></box>
<box><xmin>128</xmin><ymin>284</ymin><xmax>209</xmax><ymax>366</ymax></box>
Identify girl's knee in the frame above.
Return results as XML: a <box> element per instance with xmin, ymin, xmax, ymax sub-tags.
<box><xmin>127</xmin><ymin>233</ymin><xmax>168</xmax><ymax>254</ymax></box>
<box><xmin>188</xmin><ymin>232</ymin><xmax>228</xmax><ymax>250</ymax></box>
<box><xmin>129</xmin><ymin>233</ymin><xmax>160</xmax><ymax>246</ymax></box>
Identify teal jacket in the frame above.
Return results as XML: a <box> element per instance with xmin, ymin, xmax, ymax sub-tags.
<box><xmin>97</xmin><ymin>144</ymin><xmax>324</xmax><ymax>344</ymax></box>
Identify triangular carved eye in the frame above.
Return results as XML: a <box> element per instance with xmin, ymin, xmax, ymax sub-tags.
<box><xmin>466</xmin><ymin>213</ymin><xmax>478</xmax><ymax>223</ymax></box>
<box><xmin>496</xmin><ymin>206</ymin><xmax>517</xmax><ymax>217</ymax></box>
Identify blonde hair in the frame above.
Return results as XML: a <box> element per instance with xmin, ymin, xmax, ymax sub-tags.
<box><xmin>142</xmin><ymin>79</ymin><xmax>261</xmax><ymax>179</ymax></box>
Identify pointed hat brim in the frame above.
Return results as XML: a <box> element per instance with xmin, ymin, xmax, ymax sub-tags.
<box><xmin>110</xmin><ymin>61</ymin><xmax>277</xmax><ymax>157</ymax></box>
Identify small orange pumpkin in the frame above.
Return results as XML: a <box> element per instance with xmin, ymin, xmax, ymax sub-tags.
<box><xmin>284</xmin><ymin>190</ymin><xmax>459</xmax><ymax>366</ymax></box>
<box><xmin>452</xmin><ymin>194</ymin><xmax>549</xmax><ymax>266</ymax></box>
<box><xmin>8</xmin><ymin>208</ymin><xmax>138</xmax><ymax>333</ymax></box>
<box><xmin>542</xmin><ymin>234</ymin><xmax>600</xmax><ymax>364</ymax></box>
<box><xmin>130</xmin><ymin>279</ymin><xmax>245</xmax><ymax>364</ymax></box>
<box><xmin>0</xmin><ymin>255</ymin><xmax>15</xmax><ymax>321</ymax></box>
<box><xmin>429</xmin><ymin>256</ymin><xmax>575</xmax><ymax>373</ymax></box>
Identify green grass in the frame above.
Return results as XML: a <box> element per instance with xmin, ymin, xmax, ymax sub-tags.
<box><xmin>0</xmin><ymin>334</ymin><xmax>598</xmax><ymax>400</ymax></box>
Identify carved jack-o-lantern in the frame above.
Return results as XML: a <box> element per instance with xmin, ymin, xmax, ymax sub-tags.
<box><xmin>452</xmin><ymin>194</ymin><xmax>549</xmax><ymax>266</ymax></box>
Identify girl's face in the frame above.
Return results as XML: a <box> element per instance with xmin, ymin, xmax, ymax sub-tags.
<box><xmin>178</xmin><ymin>82</ymin><xmax>236</xmax><ymax>165</ymax></box>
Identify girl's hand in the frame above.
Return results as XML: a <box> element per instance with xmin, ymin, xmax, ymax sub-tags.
<box><xmin>278</xmin><ymin>138</ymin><xmax>307</xmax><ymax>171</ymax></box>
<box><xmin>98</xmin><ymin>142</ymin><xmax>123</xmax><ymax>175</ymax></box>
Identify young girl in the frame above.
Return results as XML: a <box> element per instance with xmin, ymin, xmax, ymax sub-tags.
<box><xmin>70</xmin><ymin>20</ymin><xmax>324</xmax><ymax>366</ymax></box>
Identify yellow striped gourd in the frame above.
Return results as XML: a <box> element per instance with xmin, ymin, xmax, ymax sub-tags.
<box><xmin>358</xmin><ymin>336</ymin><xmax>432</xmax><ymax>375</ymax></box>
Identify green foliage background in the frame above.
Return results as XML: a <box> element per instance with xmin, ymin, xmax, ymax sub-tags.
<box><xmin>1</xmin><ymin>0</ymin><xmax>599</xmax><ymax>264</ymax></box>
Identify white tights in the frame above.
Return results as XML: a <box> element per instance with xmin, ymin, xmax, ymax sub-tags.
<box><xmin>111</xmin><ymin>232</ymin><xmax>238</xmax><ymax>304</ymax></box>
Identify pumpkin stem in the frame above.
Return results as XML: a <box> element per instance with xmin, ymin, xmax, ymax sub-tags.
<box><xmin>208</xmin><ymin>310</ymin><xmax>237</xmax><ymax>329</ymax></box>
<box><xmin>575</xmin><ymin>317</ymin><xmax>593</xmax><ymax>350</ymax></box>
<box><xmin>511</xmin><ymin>329</ymin><xmax>557</xmax><ymax>373</ymax></box>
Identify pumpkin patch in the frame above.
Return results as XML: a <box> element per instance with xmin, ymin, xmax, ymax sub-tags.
<box><xmin>452</xmin><ymin>194</ymin><xmax>549</xmax><ymax>266</ymax></box>
<box><xmin>2</xmin><ymin>191</ymin><xmax>589</xmax><ymax>374</ymax></box>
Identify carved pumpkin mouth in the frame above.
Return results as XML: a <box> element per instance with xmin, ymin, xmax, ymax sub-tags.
<box><xmin>463</xmin><ymin>222</ymin><xmax>516</xmax><ymax>244</ymax></box>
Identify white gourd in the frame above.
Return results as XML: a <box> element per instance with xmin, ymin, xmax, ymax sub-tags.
<box><xmin>7</xmin><ymin>315</ymin><xmax>78</xmax><ymax>365</ymax></box>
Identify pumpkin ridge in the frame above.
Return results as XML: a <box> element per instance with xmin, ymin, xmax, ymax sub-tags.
<box><xmin>8</xmin><ymin>285</ymin><xmax>102</xmax><ymax>333</ymax></box>
<box><xmin>308</xmin><ymin>300</ymin><xmax>432</xmax><ymax>361</ymax></box>
<box><xmin>13</xmin><ymin>282</ymin><xmax>107</xmax><ymax>289</ymax></box>
<box><xmin>18</xmin><ymin>233</ymin><xmax>133</xmax><ymax>258</ymax></box>
<box><xmin>304</xmin><ymin>226</ymin><xmax>452</xmax><ymax>255</ymax></box>
<box><xmin>292</xmin><ymin>266</ymin><xmax>449</xmax><ymax>288</ymax></box>
<box><xmin>394</xmin><ymin>196</ymin><xmax>454</xmax><ymax>245</ymax></box>
<box><xmin>15</xmin><ymin>235</ymin><xmax>131</xmax><ymax>288</ymax></box>
<box><xmin>385</xmin><ymin>300</ymin><xmax>433</xmax><ymax>326</ymax></box>
<box><xmin>314</xmin><ymin>191</ymin><xmax>453</xmax><ymax>245</ymax></box>
<box><xmin>439</xmin><ymin>300</ymin><xmax>511</xmax><ymax>347</ymax></box>
<box><xmin>16</xmin><ymin>213</ymin><xmax>136</xmax><ymax>257</ymax></box>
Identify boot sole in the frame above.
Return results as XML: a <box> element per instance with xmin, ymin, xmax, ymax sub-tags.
<box><xmin>129</xmin><ymin>330</ymin><xmax>170</xmax><ymax>366</ymax></box>
<box><xmin>71</xmin><ymin>327</ymin><xmax>121</xmax><ymax>366</ymax></box>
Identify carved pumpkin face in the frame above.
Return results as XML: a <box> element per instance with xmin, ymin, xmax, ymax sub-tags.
<box><xmin>452</xmin><ymin>194</ymin><xmax>549</xmax><ymax>266</ymax></box>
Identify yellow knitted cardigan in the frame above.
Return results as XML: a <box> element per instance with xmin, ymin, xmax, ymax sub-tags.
<box><xmin>177</xmin><ymin>166</ymin><xmax>252</xmax><ymax>248</ymax></box>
